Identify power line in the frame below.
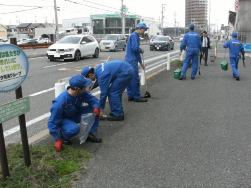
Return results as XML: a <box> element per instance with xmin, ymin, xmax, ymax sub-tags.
<box><xmin>0</xmin><ymin>7</ymin><xmax>43</xmax><ymax>14</ymax></box>
<box><xmin>0</xmin><ymin>3</ymin><xmax>42</xmax><ymax>8</ymax></box>
<box><xmin>81</xmin><ymin>0</ymin><xmax>120</xmax><ymax>11</ymax></box>
<box><xmin>65</xmin><ymin>0</ymin><xmax>116</xmax><ymax>13</ymax></box>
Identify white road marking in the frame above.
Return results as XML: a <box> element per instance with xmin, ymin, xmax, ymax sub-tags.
<box><xmin>58</xmin><ymin>68</ymin><xmax>71</xmax><ymax>71</ymax></box>
<box><xmin>4</xmin><ymin>91</ymin><xmax>101</xmax><ymax>138</ymax></box>
<box><xmin>4</xmin><ymin>112</ymin><xmax>51</xmax><ymax>137</ymax></box>
<box><xmin>29</xmin><ymin>56</ymin><xmax>46</xmax><ymax>60</ymax></box>
<box><xmin>42</xmin><ymin>62</ymin><xmax>74</xmax><ymax>69</ymax></box>
<box><xmin>29</xmin><ymin>87</ymin><xmax>55</xmax><ymax>97</ymax></box>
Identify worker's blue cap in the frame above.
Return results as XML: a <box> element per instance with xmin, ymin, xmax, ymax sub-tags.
<box><xmin>232</xmin><ymin>32</ymin><xmax>238</xmax><ymax>38</ymax></box>
<box><xmin>136</xmin><ymin>22</ymin><xmax>149</xmax><ymax>30</ymax></box>
<box><xmin>189</xmin><ymin>24</ymin><xmax>195</xmax><ymax>31</ymax></box>
<box><xmin>81</xmin><ymin>66</ymin><xmax>94</xmax><ymax>77</ymax></box>
<box><xmin>69</xmin><ymin>74</ymin><xmax>92</xmax><ymax>88</ymax></box>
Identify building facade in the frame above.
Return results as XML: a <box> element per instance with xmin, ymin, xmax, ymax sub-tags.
<box><xmin>62</xmin><ymin>17</ymin><xmax>92</xmax><ymax>34</ymax></box>
<box><xmin>0</xmin><ymin>24</ymin><xmax>7</xmax><ymax>39</ymax></box>
<box><xmin>236</xmin><ymin>0</ymin><xmax>251</xmax><ymax>43</ymax></box>
<box><xmin>91</xmin><ymin>13</ymin><xmax>141</xmax><ymax>34</ymax></box>
<box><xmin>185</xmin><ymin>0</ymin><xmax>208</xmax><ymax>31</ymax></box>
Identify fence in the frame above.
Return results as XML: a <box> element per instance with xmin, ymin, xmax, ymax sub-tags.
<box><xmin>55</xmin><ymin>50</ymin><xmax>180</xmax><ymax>97</ymax></box>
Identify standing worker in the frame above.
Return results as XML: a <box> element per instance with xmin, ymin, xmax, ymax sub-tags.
<box><xmin>48</xmin><ymin>75</ymin><xmax>102</xmax><ymax>152</ymax></box>
<box><xmin>180</xmin><ymin>24</ymin><xmax>201</xmax><ymax>80</ymax></box>
<box><xmin>200</xmin><ymin>31</ymin><xmax>211</xmax><ymax>66</ymax></box>
<box><xmin>125</xmin><ymin>22</ymin><xmax>148</xmax><ymax>102</ymax></box>
<box><xmin>223</xmin><ymin>32</ymin><xmax>245</xmax><ymax>81</ymax></box>
<box><xmin>81</xmin><ymin>60</ymin><xmax>134</xmax><ymax>121</ymax></box>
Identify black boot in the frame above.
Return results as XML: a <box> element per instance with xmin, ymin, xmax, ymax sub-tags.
<box><xmin>133</xmin><ymin>98</ymin><xmax>148</xmax><ymax>102</ymax></box>
<box><xmin>107</xmin><ymin>113</ymin><xmax>124</xmax><ymax>121</ymax></box>
<box><xmin>87</xmin><ymin>133</ymin><xmax>102</xmax><ymax>143</ymax></box>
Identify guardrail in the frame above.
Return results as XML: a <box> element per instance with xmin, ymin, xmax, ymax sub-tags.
<box><xmin>55</xmin><ymin>50</ymin><xmax>180</xmax><ymax>97</ymax></box>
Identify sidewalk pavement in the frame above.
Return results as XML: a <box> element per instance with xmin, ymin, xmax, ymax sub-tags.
<box><xmin>72</xmin><ymin>48</ymin><xmax>251</xmax><ymax>187</ymax></box>
<box><xmin>41</xmin><ymin>46</ymin><xmax>251</xmax><ymax>187</ymax></box>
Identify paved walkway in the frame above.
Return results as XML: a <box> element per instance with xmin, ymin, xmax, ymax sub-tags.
<box><xmin>73</xmin><ymin>47</ymin><xmax>251</xmax><ymax>188</ymax></box>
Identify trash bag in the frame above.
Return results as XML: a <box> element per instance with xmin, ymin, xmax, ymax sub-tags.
<box><xmin>174</xmin><ymin>68</ymin><xmax>182</xmax><ymax>79</ymax></box>
<box><xmin>220</xmin><ymin>60</ymin><xmax>228</xmax><ymax>71</ymax></box>
<box><xmin>179</xmin><ymin>50</ymin><xmax>186</xmax><ymax>62</ymax></box>
<box><xmin>79</xmin><ymin>113</ymin><xmax>95</xmax><ymax>144</ymax></box>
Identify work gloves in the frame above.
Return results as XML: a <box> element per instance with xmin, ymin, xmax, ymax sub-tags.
<box><xmin>93</xmin><ymin>107</ymin><xmax>100</xmax><ymax>117</ymax></box>
<box><xmin>54</xmin><ymin>139</ymin><xmax>63</xmax><ymax>152</ymax></box>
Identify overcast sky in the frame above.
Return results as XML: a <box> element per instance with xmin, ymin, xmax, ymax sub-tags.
<box><xmin>0</xmin><ymin>0</ymin><xmax>235</xmax><ymax>27</ymax></box>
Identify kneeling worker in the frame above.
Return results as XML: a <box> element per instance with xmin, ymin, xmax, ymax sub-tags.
<box><xmin>81</xmin><ymin>60</ymin><xmax>134</xmax><ymax>121</ymax></box>
<box><xmin>48</xmin><ymin>75</ymin><xmax>102</xmax><ymax>152</ymax></box>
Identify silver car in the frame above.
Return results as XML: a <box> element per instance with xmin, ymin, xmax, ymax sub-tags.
<box><xmin>100</xmin><ymin>34</ymin><xmax>126</xmax><ymax>52</ymax></box>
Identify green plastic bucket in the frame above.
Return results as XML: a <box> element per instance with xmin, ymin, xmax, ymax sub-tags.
<box><xmin>174</xmin><ymin>68</ymin><xmax>181</xmax><ymax>79</ymax></box>
<box><xmin>220</xmin><ymin>61</ymin><xmax>228</xmax><ymax>71</ymax></box>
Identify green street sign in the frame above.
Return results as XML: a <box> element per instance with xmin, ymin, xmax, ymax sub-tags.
<box><xmin>0</xmin><ymin>97</ymin><xmax>30</xmax><ymax>123</ymax></box>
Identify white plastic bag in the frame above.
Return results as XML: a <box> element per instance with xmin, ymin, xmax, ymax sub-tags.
<box><xmin>79</xmin><ymin>113</ymin><xmax>95</xmax><ymax>144</ymax></box>
<box><xmin>179</xmin><ymin>50</ymin><xmax>186</xmax><ymax>62</ymax></box>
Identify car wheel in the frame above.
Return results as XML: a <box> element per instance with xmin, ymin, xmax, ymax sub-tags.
<box><xmin>167</xmin><ymin>45</ymin><xmax>170</xmax><ymax>51</ymax></box>
<box><xmin>49</xmin><ymin>58</ymin><xmax>54</xmax><ymax>62</ymax></box>
<box><xmin>93</xmin><ymin>48</ymin><xmax>99</xmax><ymax>58</ymax></box>
<box><xmin>74</xmin><ymin>50</ymin><xmax>81</xmax><ymax>61</ymax></box>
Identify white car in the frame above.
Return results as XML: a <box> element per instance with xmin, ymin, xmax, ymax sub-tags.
<box><xmin>99</xmin><ymin>34</ymin><xmax>126</xmax><ymax>52</ymax></box>
<box><xmin>47</xmin><ymin>34</ymin><xmax>100</xmax><ymax>61</ymax></box>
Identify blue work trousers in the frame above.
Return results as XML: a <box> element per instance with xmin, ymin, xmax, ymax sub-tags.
<box><xmin>109</xmin><ymin>69</ymin><xmax>133</xmax><ymax>117</ymax></box>
<box><xmin>230</xmin><ymin>57</ymin><xmax>240</xmax><ymax>78</ymax></box>
<box><xmin>181</xmin><ymin>49</ymin><xmax>199</xmax><ymax>78</ymax></box>
<box><xmin>61</xmin><ymin>105</ymin><xmax>99</xmax><ymax>140</ymax></box>
<box><xmin>127</xmin><ymin>61</ymin><xmax>141</xmax><ymax>99</ymax></box>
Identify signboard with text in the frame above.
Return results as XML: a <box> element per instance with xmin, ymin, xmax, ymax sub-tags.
<box><xmin>0</xmin><ymin>44</ymin><xmax>29</xmax><ymax>92</ymax></box>
<box><xmin>0</xmin><ymin>97</ymin><xmax>30</xmax><ymax>124</ymax></box>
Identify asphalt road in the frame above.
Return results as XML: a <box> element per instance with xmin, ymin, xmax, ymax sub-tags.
<box><xmin>1</xmin><ymin>43</ymin><xmax>178</xmax><ymax>144</ymax></box>
<box><xmin>74</xmin><ymin>47</ymin><xmax>251</xmax><ymax>187</ymax></box>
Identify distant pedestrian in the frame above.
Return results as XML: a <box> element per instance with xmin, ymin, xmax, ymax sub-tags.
<box><xmin>179</xmin><ymin>24</ymin><xmax>201</xmax><ymax>80</ymax></box>
<box><xmin>200</xmin><ymin>31</ymin><xmax>211</xmax><ymax>66</ymax></box>
<box><xmin>223</xmin><ymin>32</ymin><xmax>245</xmax><ymax>81</ymax></box>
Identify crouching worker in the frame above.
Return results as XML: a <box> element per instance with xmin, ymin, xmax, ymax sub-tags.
<box><xmin>48</xmin><ymin>75</ymin><xmax>102</xmax><ymax>152</ymax></box>
<box><xmin>81</xmin><ymin>60</ymin><xmax>134</xmax><ymax>121</ymax></box>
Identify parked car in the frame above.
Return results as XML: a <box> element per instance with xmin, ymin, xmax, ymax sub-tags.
<box><xmin>99</xmin><ymin>34</ymin><xmax>126</xmax><ymax>52</ymax></box>
<box><xmin>47</xmin><ymin>34</ymin><xmax>100</xmax><ymax>61</ymax></box>
<box><xmin>38</xmin><ymin>38</ymin><xmax>51</xmax><ymax>44</ymax></box>
<box><xmin>150</xmin><ymin>35</ymin><xmax>174</xmax><ymax>51</ymax></box>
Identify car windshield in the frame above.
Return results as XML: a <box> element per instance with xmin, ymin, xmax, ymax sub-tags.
<box><xmin>57</xmin><ymin>36</ymin><xmax>81</xmax><ymax>44</ymax></box>
<box><xmin>104</xmin><ymin>35</ymin><xmax>118</xmax><ymax>40</ymax></box>
<box><xmin>154</xmin><ymin>37</ymin><xmax>169</xmax><ymax>41</ymax></box>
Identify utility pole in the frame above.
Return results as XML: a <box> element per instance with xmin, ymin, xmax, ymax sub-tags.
<box><xmin>121</xmin><ymin>0</ymin><xmax>125</xmax><ymax>35</ymax></box>
<box><xmin>161</xmin><ymin>4</ymin><xmax>166</xmax><ymax>35</ymax></box>
<box><xmin>54</xmin><ymin>0</ymin><xmax>59</xmax><ymax>41</ymax></box>
<box><xmin>208</xmin><ymin>0</ymin><xmax>211</xmax><ymax>33</ymax></box>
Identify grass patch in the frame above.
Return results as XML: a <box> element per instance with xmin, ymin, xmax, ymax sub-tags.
<box><xmin>171</xmin><ymin>59</ymin><xmax>183</xmax><ymax>68</ymax></box>
<box><xmin>0</xmin><ymin>144</ymin><xmax>90</xmax><ymax>188</ymax></box>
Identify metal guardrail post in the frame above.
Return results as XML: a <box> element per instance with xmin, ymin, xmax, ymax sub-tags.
<box><xmin>167</xmin><ymin>54</ymin><xmax>171</xmax><ymax>70</ymax></box>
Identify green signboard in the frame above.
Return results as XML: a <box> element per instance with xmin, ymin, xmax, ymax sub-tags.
<box><xmin>0</xmin><ymin>97</ymin><xmax>30</xmax><ymax>123</ymax></box>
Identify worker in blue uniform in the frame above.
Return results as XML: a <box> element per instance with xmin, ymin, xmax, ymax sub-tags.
<box><xmin>48</xmin><ymin>75</ymin><xmax>102</xmax><ymax>152</ymax></box>
<box><xmin>125</xmin><ymin>22</ymin><xmax>148</xmax><ymax>102</ymax></box>
<box><xmin>81</xmin><ymin>60</ymin><xmax>134</xmax><ymax>121</ymax></box>
<box><xmin>180</xmin><ymin>24</ymin><xmax>201</xmax><ymax>80</ymax></box>
<box><xmin>223</xmin><ymin>32</ymin><xmax>245</xmax><ymax>81</ymax></box>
